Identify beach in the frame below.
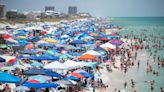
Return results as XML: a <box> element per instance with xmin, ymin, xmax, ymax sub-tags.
<box><xmin>0</xmin><ymin>17</ymin><xmax>164</xmax><ymax>92</ymax></box>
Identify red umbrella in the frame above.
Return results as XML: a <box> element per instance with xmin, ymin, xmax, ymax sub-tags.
<box><xmin>106</xmin><ymin>59</ymin><xmax>112</xmax><ymax>62</ymax></box>
<box><xmin>8</xmin><ymin>58</ymin><xmax>16</xmax><ymax>64</ymax></box>
<box><xmin>41</xmin><ymin>31</ymin><xmax>47</xmax><ymax>35</ymax></box>
<box><xmin>101</xmin><ymin>38</ymin><xmax>110</xmax><ymax>41</ymax></box>
<box><xmin>110</xmin><ymin>32</ymin><xmax>118</xmax><ymax>36</ymax></box>
<box><xmin>28</xmin><ymin>79</ymin><xmax>40</xmax><ymax>83</ymax></box>
<box><xmin>3</xmin><ymin>34</ymin><xmax>11</xmax><ymax>39</ymax></box>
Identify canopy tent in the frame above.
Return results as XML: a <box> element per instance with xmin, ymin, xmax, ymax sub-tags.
<box><xmin>0</xmin><ymin>72</ymin><xmax>21</xmax><ymax>83</ymax></box>
<box><xmin>55</xmin><ymin>80</ymin><xmax>73</xmax><ymax>86</ymax></box>
<box><xmin>23</xmin><ymin>82</ymin><xmax>59</xmax><ymax>88</ymax></box>
<box><xmin>44</xmin><ymin>61</ymin><xmax>69</xmax><ymax>70</ymax></box>
<box><xmin>78</xmin><ymin>54</ymin><xmax>96</xmax><ymax>61</ymax></box>
<box><xmin>63</xmin><ymin>59</ymin><xmax>82</xmax><ymax>69</ymax></box>
<box><xmin>83</xmin><ymin>50</ymin><xmax>101</xmax><ymax>56</ymax></box>
<box><xmin>100</xmin><ymin>42</ymin><xmax>116</xmax><ymax>49</ymax></box>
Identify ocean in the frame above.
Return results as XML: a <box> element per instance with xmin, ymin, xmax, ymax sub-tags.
<box><xmin>111</xmin><ymin>17</ymin><xmax>164</xmax><ymax>92</ymax></box>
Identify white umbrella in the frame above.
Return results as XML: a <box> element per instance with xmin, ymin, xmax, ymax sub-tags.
<box><xmin>14</xmin><ymin>86</ymin><xmax>30</xmax><ymax>92</ymax></box>
<box><xmin>44</xmin><ymin>61</ymin><xmax>69</xmax><ymax>70</ymax></box>
<box><xmin>83</xmin><ymin>50</ymin><xmax>101</xmax><ymax>56</ymax></box>
<box><xmin>100</xmin><ymin>42</ymin><xmax>116</xmax><ymax>49</ymax></box>
<box><xmin>63</xmin><ymin>60</ymin><xmax>82</xmax><ymax>69</ymax></box>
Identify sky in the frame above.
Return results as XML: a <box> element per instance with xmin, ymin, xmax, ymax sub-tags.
<box><xmin>0</xmin><ymin>0</ymin><xmax>164</xmax><ymax>17</ymax></box>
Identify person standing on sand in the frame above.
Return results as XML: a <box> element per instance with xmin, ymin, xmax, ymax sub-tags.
<box><xmin>160</xmin><ymin>87</ymin><xmax>164</xmax><ymax>92</ymax></box>
<box><xmin>137</xmin><ymin>60</ymin><xmax>140</xmax><ymax>68</ymax></box>
<box><xmin>124</xmin><ymin>81</ymin><xmax>127</xmax><ymax>89</ymax></box>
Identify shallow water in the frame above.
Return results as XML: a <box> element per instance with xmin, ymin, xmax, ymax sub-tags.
<box><xmin>111</xmin><ymin>17</ymin><xmax>164</xmax><ymax>92</ymax></box>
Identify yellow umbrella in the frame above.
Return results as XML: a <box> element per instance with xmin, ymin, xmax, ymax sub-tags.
<box><xmin>17</xmin><ymin>36</ymin><xmax>26</xmax><ymax>39</ymax></box>
<box><xmin>42</xmin><ymin>38</ymin><xmax>58</xmax><ymax>43</ymax></box>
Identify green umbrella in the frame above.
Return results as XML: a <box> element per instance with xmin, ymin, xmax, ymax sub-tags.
<box><xmin>46</xmin><ymin>50</ymin><xmax>55</xmax><ymax>55</ymax></box>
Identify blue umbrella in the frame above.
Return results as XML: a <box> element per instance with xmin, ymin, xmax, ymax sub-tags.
<box><xmin>31</xmin><ymin>62</ymin><xmax>43</xmax><ymax>67</ymax></box>
<box><xmin>64</xmin><ymin>76</ymin><xmax>80</xmax><ymax>81</ymax></box>
<box><xmin>70</xmin><ymin>40</ymin><xmax>87</xmax><ymax>45</ymax></box>
<box><xmin>23</xmin><ymin>82</ymin><xmax>59</xmax><ymax>88</ymax></box>
<box><xmin>0</xmin><ymin>72</ymin><xmax>21</xmax><ymax>83</ymax></box>
<box><xmin>0</xmin><ymin>57</ymin><xmax>5</xmax><ymax>62</ymax></box>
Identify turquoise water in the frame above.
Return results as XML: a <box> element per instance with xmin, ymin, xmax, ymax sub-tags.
<box><xmin>112</xmin><ymin>17</ymin><xmax>164</xmax><ymax>92</ymax></box>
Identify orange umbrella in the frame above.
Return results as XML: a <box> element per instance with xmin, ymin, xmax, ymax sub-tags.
<box><xmin>25</xmin><ymin>43</ymin><xmax>34</xmax><ymax>49</ymax></box>
<box><xmin>78</xmin><ymin>54</ymin><xmax>96</xmax><ymax>61</ymax></box>
<box><xmin>71</xmin><ymin>72</ymin><xmax>84</xmax><ymax>79</ymax></box>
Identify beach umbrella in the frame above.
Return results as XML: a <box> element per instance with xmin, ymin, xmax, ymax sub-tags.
<box><xmin>8</xmin><ymin>58</ymin><xmax>16</xmax><ymax>65</ymax></box>
<box><xmin>38</xmin><ymin>43</ymin><xmax>55</xmax><ymax>48</ymax></box>
<box><xmin>23</xmin><ymin>68</ymin><xmax>47</xmax><ymax>75</ymax></box>
<box><xmin>45</xmin><ymin>70</ymin><xmax>64</xmax><ymax>78</ymax></box>
<box><xmin>110</xmin><ymin>39</ymin><xmax>123</xmax><ymax>45</ymax></box>
<box><xmin>14</xmin><ymin>86</ymin><xmax>30</xmax><ymax>91</ymax></box>
<box><xmin>3</xmin><ymin>34</ymin><xmax>11</xmax><ymax>39</ymax></box>
<box><xmin>28</xmin><ymin>79</ymin><xmax>40</xmax><ymax>83</ymax></box>
<box><xmin>44</xmin><ymin>61</ymin><xmax>69</xmax><ymax>70</ymax></box>
<box><xmin>70</xmin><ymin>40</ymin><xmax>87</xmax><ymax>45</ymax></box>
<box><xmin>28</xmin><ymin>75</ymin><xmax>51</xmax><ymax>83</ymax></box>
<box><xmin>74</xmin><ymin>69</ymin><xmax>88</xmax><ymax>74</ymax></box>
<box><xmin>59</xmin><ymin>54</ymin><xmax>69</xmax><ymax>59</ymax></box>
<box><xmin>100</xmin><ymin>42</ymin><xmax>116</xmax><ymax>49</ymax></box>
<box><xmin>66</xmin><ymin>45</ymin><xmax>76</xmax><ymax>50</ymax></box>
<box><xmin>25</xmin><ymin>43</ymin><xmax>34</xmax><ymax>49</ymax></box>
<box><xmin>55</xmin><ymin>80</ymin><xmax>73</xmax><ymax>85</ymax></box>
<box><xmin>41</xmin><ymin>31</ymin><xmax>47</xmax><ymax>35</ymax></box>
<box><xmin>70</xmin><ymin>72</ymin><xmax>84</xmax><ymax>79</ymax></box>
<box><xmin>0</xmin><ymin>64</ymin><xmax>3</xmax><ymax>68</ymax></box>
<box><xmin>42</xmin><ymin>38</ymin><xmax>58</xmax><ymax>43</ymax></box>
<box><xmin>83</xmin><ymin>50</ymin><xmax>101</xmax><ymax>56</ymax></box>
<box><xmin>31</xmin><ymin>62</ymin><xmax>43</xmax><ymax>67</ymax></box>
<box><xmin>63</xmin><ymin>60</ymin><xmax>82</xmax><ymax>68</ymax></box>
<box><xmin>79</xmin><ymin>72</ymin><xmax>90</xmax><ymax>78</ymax></box>
<box><xmin>78</xmin><ymin>54</ymin><xmax>96</xmax><ymax>61</ymax></box>
<box><xmin>14</xmin><ymin>64</ymin><xmax>27</xmax><ymax>70</ymax></box>
<box><xmin>61</xmin><ymin>34</ymin><xmax>70</xmax><ymax>38</ymax></box>
<box><xmin>106</xmin><ymin>59</ymin><xmax>112</xmax><ymax>63</ymax></box>
<box><xmin>0</xmin><ymin>57</ymin><xmax>5</xmax><ymax>62</ymax></box>
<box><xmin>64</xmin><ymin>76</ymin><xmax>80</xmax><ymax>81</ymax></box>
<box><xmin>23</xmin><ymin>82</ymin><xmax>59</xmax><ymax>88</ymax></box>
<box><xmin>0</xmin><ymin>44</ymin><xmax>8</xmax><ymax>49</ymax></box>
<box><xmin>100</xmin><ymin>38</ymin><xmax>110</xmax><ymax>41</ymax></box>
<box><xmin>0</xmin><ymin>72</ymin><xmax>21</xmax><ymax>83</ymax></box>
